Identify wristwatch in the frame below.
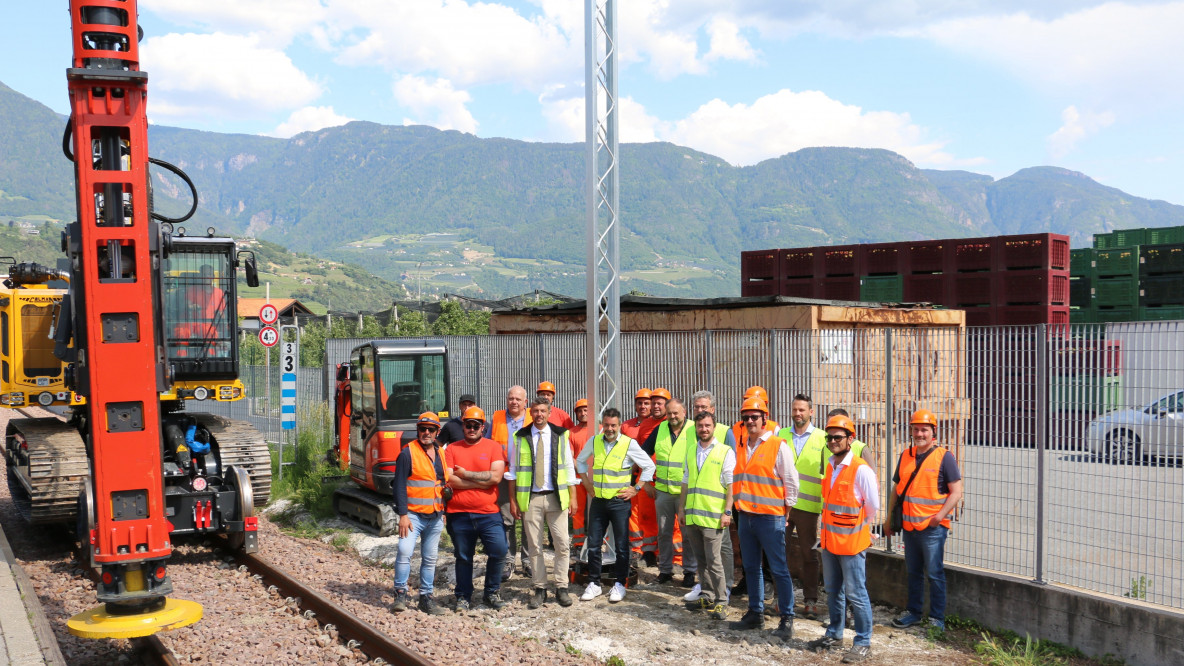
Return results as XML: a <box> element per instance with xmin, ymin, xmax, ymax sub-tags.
<box><xmin>634</xmin><ymin>483</ymin><xmax>643</xmax><ymax>491</ymax></box>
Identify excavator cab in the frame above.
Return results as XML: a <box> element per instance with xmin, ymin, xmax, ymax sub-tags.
<box><xmin>0</xmin><ymin>259</ymin><xmax>74</xmax><ymax>409</ymax></box>
<box><xmin>334</xmin><ymin>339</ymin><xmax>449</xmax><ymax>534</ymax></box>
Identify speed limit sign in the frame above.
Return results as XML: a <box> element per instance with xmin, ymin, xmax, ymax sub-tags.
<box><xmin>259</xmin><ymin>303</ymin><xmax>279</xmax><ymax>325</ymax></box>
<box><xmin>258</xmin><ymin>325</ymin><xmax>279</xmax><ymax>347</ymax></box>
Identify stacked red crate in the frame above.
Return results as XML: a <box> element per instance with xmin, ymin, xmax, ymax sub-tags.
<box><xmin>740</xmin><ymin>249</ymin><xmax>781</xmax><ymax>297</ymax></box>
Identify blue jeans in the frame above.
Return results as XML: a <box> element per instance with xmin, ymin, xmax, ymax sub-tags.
<box><xmin>448</xmin><ymin>512</ymin><xmax>508</xmax><ymax>601</ymax></box>
<box><xmin>903</xmin><ymin>525</ymin><xmax>949</xmax><ymax>621</ymax></box>
<box><xmin>821</xmin><ymin>549</ymin><xmax>873</xmax><ymax>646</ymax></box>
<box><xmin>587</xmin><ymin>496</ymin><xmax>632</xmax><ymax>584</ymax></box>
<box><xmin>737</xmin><ymin>512</ymin><xmax>795</xmax><ymax>617</ymax></box>
<box><xmin>394</xmin><ymin>512</ymin><xmax>444</xmax><ymax>596</ymax></box>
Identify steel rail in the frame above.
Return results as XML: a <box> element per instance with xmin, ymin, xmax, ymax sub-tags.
<box><xmin>235</xmin><ymin>552</ymin><xmax>436</xmax><ymax>666</ymax></box>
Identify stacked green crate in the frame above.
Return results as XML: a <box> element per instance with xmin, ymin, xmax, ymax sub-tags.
<box><xmin>1069</xmin><ymin>248</ymin><xmax>1092</xmax><ymax>322</ymax></box>
<box><xmin>1139</xmin><ymin>242</ymin><xmax>1184</xmax><ymax>320</ymax></box>
<box><xmin>859</xmin><ymin>275</ymin><xmax>904</xmax><ymax>301</ymax></box>
<box><xmin>1050</xmin><ymin>375</ymin><xmax>1123</xmax><ymax>413</ymax></box>
<box><xmin>1091</xmin><ymin>246</ymin><xmax>1139</xmax><ymax>322</ymax></box>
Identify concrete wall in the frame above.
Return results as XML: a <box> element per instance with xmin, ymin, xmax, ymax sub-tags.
<box><xmin>866</xmin><ymin>551</ymin><xmax>1184</xmax><ymax>666</ymax></box>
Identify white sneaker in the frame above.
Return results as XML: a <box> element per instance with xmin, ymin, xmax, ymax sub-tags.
<box><xmin>609</xmin><ymin>583</ymin><xmax>627</xmax><ymax>603</ymax></box>
<box><xmin>580</xmin><ymin>582</ymin><xmax>603</xmax><ymax>601</ymax></box>
<box><xmin>683</xmin><ymin>584</ymin><xmax>702</xmax><ymax>602</ymax></box>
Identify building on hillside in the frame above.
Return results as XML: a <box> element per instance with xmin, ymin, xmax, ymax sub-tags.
<box><xmin>238</xmin><ymin>297</ymin><xmax>315</xmax><ymax>329</ymax></box>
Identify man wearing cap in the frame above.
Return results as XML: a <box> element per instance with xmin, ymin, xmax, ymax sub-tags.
<box><xmin>729</xmin><ymin>398</ymin><xmax>797</xmax><ymax>640</ymax></box>
<box><xmin>885</xmin><ymin>410</ymin><xmax>963</xmax><ymax>632</ymax></box>
<box><xmin>622</xmin><ymin>388</ymin><xmax>652</xmax><ymax>441</ymax></box>
<box><xmin>569</xmin><ymin>399</ymin><xmax>594</xmax><ymax>551</ymax></box>
<box><xmin>445</xmin><ymin>406</ymin><xmax>508</xmax><ymax>613</ymax></box>
<box><xmin>486</xmin><ymin>385</ymin><xmax>530</xmax><ymax>581</ymax></box>
<box><xmin>508</xmin><ymin>398</ymin><xmax>578</xmax><ymax>609</ymax></box>
<box><xmin>537</xmin><ymin>381</ymin><xmax>575</xmax><ymax>429</ymax></box>
<box><xmin>439</xmin><ymin>393</ymin><xmax>478</xmax><ymax>445</ymax></box>
<box><xmin>630</xmin><ymin>387</ymin><xmax>669</xmax><ymax>566</ymax></box>
<box><xmin>577</xmin><ymin>407</ymin><xmax>657</xmax><ymax>603</ymax></box>
<box><xmin>807</xmin><ymin>415</ymin><xmax>879</xmax><ymax>663</ymax></box>
<box><xmin>391</xmin><ymin>413</ymin><xmax>451</xmax><ymax>616</ymax></box>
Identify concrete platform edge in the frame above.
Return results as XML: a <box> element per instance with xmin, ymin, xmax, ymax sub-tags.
<box><xmin>865</xmin><ymin>550</ymin><xmax>1184</xmax><ymax>666</ymax></box>
<box><xmin>0</xmin><ymin>519</ymin><xmax>68</xmax><ymax>665</ymax></box>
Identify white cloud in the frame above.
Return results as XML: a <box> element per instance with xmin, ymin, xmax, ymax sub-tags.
<box><xmin>1047</xmin><ymin>105</ymin><xmax>1116</xmax><ymax>158</ymax></box>
<box><xmin>329</xmin><ymin>0</ymin><xmax>579</xmax><ymax>90</ymax></box>
<box><xmin>142</xmin><ymin>0</ymin><xmax>327</xmax><ymax>46</ymax></box>
<box><xmin>662</xmin><ymin>89</ymin><xmax>981</xmax><ymax>168</ymax></box>
<box><xmin>393</xmin><ymin>75</ymin><xmax>478</xmax><ymax>133</ymax></box>
<box><xmin>271</xmin><ymin>106</ymin><xmax>355</xmax><ymax>138</ymax></box>
<box><xmin>705</xmin><ymin>17</ymin><xmax>758</xmax><ymax>62</ymax></box>
<box><xmin>539</xmin><ymin>88</ymin><xmax>663</xmax><ymax>143</ymax></box>
<box><xmin>917</xmin><ymin>3</ymin><xmax>1184</xmax><ymax>109</ymax></box>
<box><xmin>141</xmin><ymin>33</ymin><xmax>321</xmax><ymax>120</ymax></box>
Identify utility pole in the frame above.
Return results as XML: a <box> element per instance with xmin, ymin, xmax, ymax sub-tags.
<box><xmin>585</xmin><ymin>0</ymin><xmax>621</xmax><ymax>417</ymax></box>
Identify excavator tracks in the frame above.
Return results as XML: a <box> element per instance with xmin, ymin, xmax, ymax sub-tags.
<box><xmin>191</xmin><ymin>413</ymin><xmax>272</xmax><ymax>507</ymax></box>
<box><xmin>5</xmin><ymin>416</ymin><xmax>88</xmax><ymax>524</ymax></box>
<box><xmin>332</xmin><ymin>485</ymin><xmax>398</xmax><ymax>536</ymax></box>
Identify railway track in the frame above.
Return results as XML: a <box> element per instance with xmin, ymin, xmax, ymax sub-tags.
<box><xmin>234</xmin><ymin>550</ymin><xmax>435</xmax><ymax>666</ymax></box>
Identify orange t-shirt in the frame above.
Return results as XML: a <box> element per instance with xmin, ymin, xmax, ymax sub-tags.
<box><xmin>444</xmin><ymin>437</ymin><xmax>505</xmax><ymax>514</ymax></box>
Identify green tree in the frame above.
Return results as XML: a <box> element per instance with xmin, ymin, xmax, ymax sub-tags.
<box><xmin>431</xmin><ymin>300</ymin><xmax>490</xmax><ymax>335</ymax></box>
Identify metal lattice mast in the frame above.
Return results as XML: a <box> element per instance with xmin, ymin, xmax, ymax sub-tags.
<box><xmin>585</xmin><ymin>0</ymin><xmax>621</xmax><ymax>418</ymax></box>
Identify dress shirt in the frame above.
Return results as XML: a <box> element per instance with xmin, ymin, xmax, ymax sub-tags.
<box><xmin>790</xmin><ymin>422</ymin><xmax>816</xmax><ymax>458</ymax></box>
<box><xmin>827</xmin><ymin>449</ymin><xmax>881</xmax><ymax>517</ymax></box>
<box><xmin>575</xmin><ymin>435</ymin><xmax>656</xmax><ymax>482</ymax></box>
<box><xmin>503</xmin><ymin>424</ymin><xmax>577</xmax><ymax>489</ymax></box>
<box><xmin>752</xmin><ymin>430</ymin><xmax>800</xmax><ymax>507</ymax></box>
<box><xmin>683</xmin><ymin>441</ymin><xmax>737</xmax><ymax>486</ymax></box>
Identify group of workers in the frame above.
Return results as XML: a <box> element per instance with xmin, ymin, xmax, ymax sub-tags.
<box><xmin>389</xmin><ymin>381</ymin><xmax>964</xmax><ymax>663</ymax></box>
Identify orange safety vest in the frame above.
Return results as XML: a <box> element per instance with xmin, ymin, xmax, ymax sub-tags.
<box><xmin>821</xmin><ymin>456</ymin><xmax>872</xmax><ymax>555</ymax></box>
<box><xmin>895</xmin><ymin>445</ymin><xmax>951</xmax><ymax>530</ymax></box>
<box><xmin>490</xmin><ymin>410</ymin><xmax>526</xmax><ymax>457</ymax></box>
<box><xmin>733</xmin><ymin>434</ymin><xmax>787</xmax><ymax>516</ymax></box>
<box><xmin>406</xmin><ymin>441</ymin><xmax>450</xmax><ymax>514</ymax></box>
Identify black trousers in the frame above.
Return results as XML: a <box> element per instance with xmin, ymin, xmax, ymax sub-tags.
<box><xmin>586</xmin><ymin>496</ymin><xmax>633</xmax><ymax>584</ymax></box>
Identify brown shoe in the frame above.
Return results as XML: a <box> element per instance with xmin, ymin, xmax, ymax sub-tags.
<box><xmin>802</xmin><ymin>601</ymin><xmax>819</xmax><ymax>620</ymax></box>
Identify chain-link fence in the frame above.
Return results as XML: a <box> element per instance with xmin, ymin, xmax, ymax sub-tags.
<box><xmin>201</xmin><ymin>322</ymin><xmax>1184</xmax><ymax>610</ymax></box>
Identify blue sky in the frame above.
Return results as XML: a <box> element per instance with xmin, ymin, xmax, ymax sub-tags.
<box><xmin>6</xmin><ymin>1</ymin><xmax>1183</xmax><ymax>205</ymax></box>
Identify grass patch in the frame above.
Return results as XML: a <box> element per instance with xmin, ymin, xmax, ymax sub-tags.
<box><xmin>942</xmin><ymin>616</ymin><xmax>1123</xmax><ymax>666</ymax></box>
<box><xmin>269</xmin><ymin>403</ymin><xmax>343</xmax><ymax>523</ymax></box>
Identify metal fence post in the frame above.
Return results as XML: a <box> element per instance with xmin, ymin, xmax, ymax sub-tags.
<box><xmin>704</xmin><ymin>330</ymin><xmax>713</xmax><ymax>393</ymax></box>
<box><xmin>884</xmin><ymin>328</ymin><xmax>894</xmax><ymax>552</ymax></box>
<box><xmin>1034</xmin><ymin>324</ymin><xmax>1048</xmax><ymax>585</ymax></box>
<box><xmin>538</xmin><ymin>333</ymin><xmax>546</xmax><ymax>382</ymax></box>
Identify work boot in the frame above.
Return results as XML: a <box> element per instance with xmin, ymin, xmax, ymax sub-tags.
<box><xmin>685</xmin><ymin>596</ymin><xmax>713</xmax><ymax>612</ymax></box>
<box><xmin>709</xmin><ymin>603</ymin><xmax>728</xmax><ymax>621</ymax></box>
<box><xmin>502</xmin><ymin>560</ymin><xmax>515</xmax><ymax>582</ymax></box>
<box><xmin>773</xmin><ymin>617</ymin><xmax>794</xmax><ymax>640</ymax></box>
<box><xmin>891</xmin><ymin>611</ymin><xmax>923</xmax><ymax>628</ymax></box>
<box><xmin>807</xmin><ymin>635</ymin><xmax>840</xmax><ymax>652</ymax></box>
<box><xmin>454</xmin><ymin>598</ymin><xmax>470</xmax><ymax>614</ymax></box>
<box><xmin>731</xmin><ymin>578</ymin><xmax>748</xmax><ymax>598</ymax></box>
<box><xmin>841</xmin><ymin>645</ymin><xmax>871</xmax><ymax>663</ymax></box>
<box><xmin>482</xmin><ymin>593</ymin><xmax>506</xmax><ymax>610</ymax></box>
<box><xmin>528</xmin><ymin>587</ymin><xmax>547</xmax><ymax>609</ymax></box>
<box><xmin>656</xmin><ymin>572</ymin><xmax>674</xmax><ymax>584</ymax></box>
<box><xmin>418</xmin><ymin>595</ymin><xmax>448</xmax><ymax>616</ymax></box>
<box><xmin>680</xmin><ymin>572</ymin><xmax>697</xmax><ymax>588</ymax></box>
<box><xmin>802</xmin><ymin>601</ymin><xmax>819</xmax><ymax>620</ymax></box>
<box><xmin>643</xmin><ymin>552</ymin><xmax>658</xmax><ymax>567</ymax></box>
<box><xmin>391</xmin><ymin>589</ymin><xmax>409</xmax><ymax>613</ymax></box>
<box><xmin>556</xmin><ymin>588</ymin><xmax>573</xmax><ymax>607</ymax></box>
<box><xmin>729</xmin><ymin>610</ymin><xmax>764</xmax><ymax>631</ymax></box>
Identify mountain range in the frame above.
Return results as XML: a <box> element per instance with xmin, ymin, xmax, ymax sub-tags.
<box><xmin>3</xmin><ymin>78</ymin><xmax>1183</xmax><ymax>299</ymax></box>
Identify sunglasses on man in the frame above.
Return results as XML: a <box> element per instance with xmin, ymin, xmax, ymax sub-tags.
<box><xmin>825</xmin><ymin>434</ymin><xmax>848</xmax><ymax>442</ymax></box>
<box><xmin>740</xmin><ymin>414</ymin><xmax>763</xmax><ymax>422</ymax></box>
<box><xmin>417</xmin><ymin>425</ymin><xmax>439</xmax><ymax>434</ymax></box>
<box><xmin>463</xmin><ymin>421</ymin><xmax>484</xmax><ymax>430</ymax></box>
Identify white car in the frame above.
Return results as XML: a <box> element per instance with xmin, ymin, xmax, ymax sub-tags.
<box><xmin>1087</xmin><ymin>390</ymin><xmax>1184</xmax><ymax>463</ymax></box>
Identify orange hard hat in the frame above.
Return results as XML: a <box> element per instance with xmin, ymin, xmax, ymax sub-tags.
<box><xmin>825</xmin><ymin>414</ymin><xmax>856</xmax><ymax>435</ymax></box>
<box><xmin>651</xmin><ymin>387</ymin><xmax>672</xmax><ymax>401</ymax></box>
<box><xmin>740</xmin><ymin>397</ymin><xmax>769</xmax><ymax>415</ymax></box>
<box><xmin>743</xmin><ymin>386</ymin><xmax>769</xmax><ymax>402</ymax></box>
<box><xmin>634</xmin><ymin>388</ymin><xmax>652</xmax><ymax>400</ymax></box>
<box><xmin>575</xmin><ymin>399</ymin><xmax>589</xmax><ymax>409</ymax></box>
<box><xmin>417</xmin><ymin>412</ymin><xmax>441</xmax><ymax>427</ymax></box>
<box><xmin>910</xmin><ymin>409</ymin><xmax>938</xmax><ymax>428</ymax></box>
<box><xmin>462</xmin><ymin>406</ymin><xmax>486</xmax><ymax>423</ymax></box>
<box><xmin>537</xmin><ymin>381</ymin><xmax>557</xmax><ymax>394</ymax></box>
